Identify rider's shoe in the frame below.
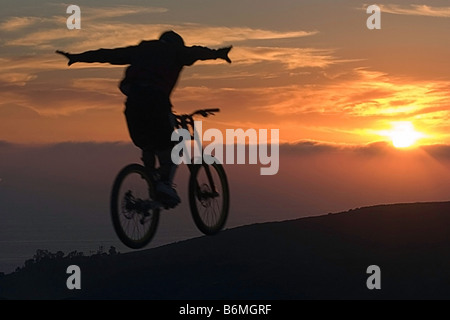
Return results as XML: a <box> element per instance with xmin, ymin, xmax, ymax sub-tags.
<box><xmin>156</xmin><ymin>181</ymin><xmax>181</xmax><ymax>209</ymax></box>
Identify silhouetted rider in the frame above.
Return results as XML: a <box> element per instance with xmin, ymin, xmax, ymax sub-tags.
<box><xmin>57</xmin><ymin>31</ymin><xmax>232</xmax><ymax>208</ymax></box>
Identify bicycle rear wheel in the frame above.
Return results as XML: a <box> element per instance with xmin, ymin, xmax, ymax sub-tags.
<box><xmin>189</xmin><ymin>161</ymin><xmax>229</xmax><ymax>235</ymax></box>
<box><xmin>110</xmin><ymin>164</ymin><xmax>160</xmax><ymax>249</ymax></box>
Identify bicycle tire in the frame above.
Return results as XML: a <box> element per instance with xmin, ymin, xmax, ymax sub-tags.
<box><xmin>188</xmin><ymin>161</ymin><xmax>230</xmax><ymax>235</ymax></box>
<box><xmin>110</xmin><ymin>163</ymin><xmax>160</xmax><ymax>249</ymax></box>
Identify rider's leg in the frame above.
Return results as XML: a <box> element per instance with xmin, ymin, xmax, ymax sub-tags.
<box><xmin>153</xmin><ymin>110</ymin><xmax>180</xmax><ymax>208</ymax></box>
<box><xmin>142</xmin><ymin>148</ymin><xmax>156</xmax><ymax>172</ymax></box>
<box><xmin>154</xmin><ymin>147</ymin><xmax>180</xmax><ymax>208</ymax></box>
<box><xmin>156</xmin><ymin>148</ymin><xmax>177</xmax><ymax>183</ymax></box>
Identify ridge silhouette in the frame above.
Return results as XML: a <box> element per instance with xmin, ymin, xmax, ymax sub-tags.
<box><xmin>1</xmin><ymin>201</ymin><xmax>450</xmax><ymax>300</ymax></box>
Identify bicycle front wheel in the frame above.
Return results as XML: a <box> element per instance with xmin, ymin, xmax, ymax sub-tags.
<box><xmin>189</xmin><ymin>161</ymin><xmax>230</xmax><ymax>235</ymax></box>
<box><xmin>110</xmin><ymin>164</ymin><xmax>160</xmax><ymax>249</ymax></box>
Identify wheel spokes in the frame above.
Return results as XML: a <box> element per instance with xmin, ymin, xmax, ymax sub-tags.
<box><xmin>194</xmin><ymin>166</ymin><xmax>223</xmax><ymax>229</ymax></box>
<box><xmin>114</xmin><ymin>167</ymin><xmax>159</xmax><ymax>243</ymax></box>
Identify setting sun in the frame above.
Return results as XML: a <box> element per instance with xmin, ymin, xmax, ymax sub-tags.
<box><xmin>386</xmin><ymin>121</ymin><xmax>424</xmax><ymax>148</ymax></box>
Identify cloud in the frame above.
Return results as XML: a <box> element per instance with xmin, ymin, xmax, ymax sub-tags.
<box><xmin>0</xmin><ymin>17</ymin><xmax>46</xmax><ymax>31</ymax></box>
<box><xmin>84</xmin><ymin>5</ymin><xmax>168</xmax><ymax>19</ymax></box>
<box><xmin>0</xmin><ymin>73</ymin><xmax>37</xmax><ymax>86</ymax></box>
<box><xmin>0</xmin><ymin>2</ymin><xmax>317</xmax><ymax>51</ymax></box>
<box><xmin>71</xmin><ymin>78</ymin><xmax>122</xmax><ymax>96</ymax></box>
<box><xmin>0</xmin><ymin>5</ymin><xmax>168</xmax><ymax>32</ymax></box>
<box><xmin>421</xmin><ymin>144</ymin><xmax>450</xmax><ymax>159</ymax></box>
<box><xmin>281</xmin><ymin>140</ymin><xmax>435</xmax><ymax>162</ymax></box>
<box><xmin>0</xmin><ymin>53</ymin><xmax>125</xmax><ymax>118</ymax></box>
<box><xmin>232</xmin><ymin>47</ymin><xmax>342</xmax><ymax>69</ymax></box>
<box><xmin>0</xmin><ymin>55</ymin><xmax>71</xmax><ymax>71</ymax></box>
<box><xmin>181</xmin><ymin>25</ymin><xmax>318</xmax><ymax>45</ymax></box>
<box><xmin>380</xmin><ymin>4</ymin><xmax>450</xmax><ymax>18</ymax></box>
<box><xmin>255</xmin><ymin>68</ymin><xmax>450</xmax><ymax>117</ymax></box>
<box><xmin>0</xmin><ymin>76</ymin><xmax>122</xmax><ymax>116</ymax></box>
<box><xmin>0</xmin><ymin>104</ymin><xmax>41</xmax><ymax>119</ymax></box>
<box><xmin>3</xmin><ymin>21</ymin><xmax>317</xmax><ymax>50</ymax></box>
<box><xmin>283</xmin><ymin>139</ymin><xmax>393</xmax><ymax>153</ymax></box>
<box><xmin>282</xmin><ymin>139</ymin><xmax>450</xmax><ymax>160</ymax></box>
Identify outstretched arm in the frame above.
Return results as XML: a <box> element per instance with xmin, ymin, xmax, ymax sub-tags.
<box><xmin>182</xmin><ymin>45</ymin><xmax>232</xmax><ymax>66</ymax></box>
<box><xmin>56</xmin><ymin>46</ymin><xmax>137</xmax><ymax>66</ymax></box>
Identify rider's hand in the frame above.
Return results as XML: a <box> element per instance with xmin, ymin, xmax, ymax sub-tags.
<box><xmin>55</xmin><ymin>50</ymin><xmax>77</xmax><ymax>66</ymax></box>
<box><xmin>217</xmin><ymin>46</ymin><xmax>232</xmax><ymax>63</ymax></box>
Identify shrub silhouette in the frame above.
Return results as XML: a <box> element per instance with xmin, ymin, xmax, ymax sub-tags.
<box><xmin>13</xmin><ymin>246</ymin><xmax>119</xmax><ymax>273</ymax></box>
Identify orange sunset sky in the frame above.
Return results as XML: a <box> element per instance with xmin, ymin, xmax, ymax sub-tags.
<box><xmin>0</xmin><ymin>0</ymin><xmax>449</xmax><ymax>147</ymax></box>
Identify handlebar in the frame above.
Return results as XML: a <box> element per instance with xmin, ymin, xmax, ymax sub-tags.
<box><xmin>173</xmin><ymin>108</ymin><xmax>220</xmax><ymax>130</ymax></box>
<box><xmin>190</xmin><ymin>108</ymin><xmax>220</xmax><ymax>117</ymax></box>
<box><xmin>174</xmin><ymin>108</ymin><xmax>220</xmax><ymax>120</ymax></box>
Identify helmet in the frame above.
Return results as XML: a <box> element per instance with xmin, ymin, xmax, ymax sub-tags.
<box><xmin>159</xmin><ymin>30</ymin><xmax>185</xmax><ymax>47</ymax></box>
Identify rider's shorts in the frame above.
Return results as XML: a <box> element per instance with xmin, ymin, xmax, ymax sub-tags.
<box><xmin>124</xmin><ymin>85</ymin><xmax>175</xmax><ymax>152</ymax></box>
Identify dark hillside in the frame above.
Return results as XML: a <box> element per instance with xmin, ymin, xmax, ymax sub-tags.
<box><xmin>1</xmin><ymin>201</ymin><xmax>450</xmax><ymax>300</ymax></box>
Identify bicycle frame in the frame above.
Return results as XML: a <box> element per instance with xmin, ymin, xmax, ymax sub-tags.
<box><xmin>174</xmin><ymin>108</ymin><xmax>220</xmax><ymax>193</ymax></box>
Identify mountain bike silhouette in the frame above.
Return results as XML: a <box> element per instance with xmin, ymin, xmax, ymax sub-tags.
<box><xmin>110</xmin><ymin>108</ymin><xmax>230</xmax><ymax>249</ymax></box>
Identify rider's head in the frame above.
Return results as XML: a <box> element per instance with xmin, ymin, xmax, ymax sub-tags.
<box><xmin>159</xmin><ymin>30</ymin><xmax>185</xmax><ymax>47</ymax></box>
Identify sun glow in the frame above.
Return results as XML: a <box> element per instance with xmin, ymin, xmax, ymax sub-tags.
<box><xmin>386</xmin><ymin>121</ymin><xmax>424</xmax><ymax>148</ymax></box>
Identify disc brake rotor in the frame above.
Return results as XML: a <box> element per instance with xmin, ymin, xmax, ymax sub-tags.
<box><xmin>199</xmin><ymin>183</ymin><xmax>212</xmax><ymax>207</ymax></box>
